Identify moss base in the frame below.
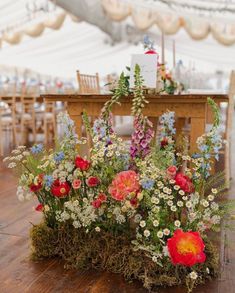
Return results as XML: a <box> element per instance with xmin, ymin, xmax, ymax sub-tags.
<box><xmin>30</xmin><ymin>222</ymin><xmax>219</xmax><ymax>292</ymax></box>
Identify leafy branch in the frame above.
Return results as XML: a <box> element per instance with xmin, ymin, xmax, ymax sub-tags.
<box><xmin>207</xmin><ymin>97</ymin><xmax>221</xmax><ymax>129</ymax></box>
<box><xmin>101</xmin><ymin>72</ymin><xmax>129</xmax><ymax>122</ymax></box>
<box><xmin>82</xmin><ymin>110</ymin><xmax>93</xmax><ymax>136</ymax></box>
<box><xmin>131</xmin><ymin>64</ymin><xmax>149</xmax><ymax>117</ymax></box>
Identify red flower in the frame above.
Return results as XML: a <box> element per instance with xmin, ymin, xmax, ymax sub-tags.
<box><xmin>51</xmin><ymin>179</ymin><xmax>70</xmax><ymax>197</ymax></box>
<box><xmin>75</xmin><ymin>156</ymin><xmax>90</xmax><ymax>171</ymax></box>
<box><xmin>98</xmin><ymin>193</ymin><xmax>107</xmax><ymax>202</ymax></box>
<box><xmin>30</xmin><ymin>182</ymin><xmax>42</xmax><ymax>193</ymax></box>
<box><xmin>92</xmin><ymin>199</ymin><xmax>102</xmax><ymax>209</ymax></box>
<box><xmin>35</xmin><ymin>203</ymin><xmax>43</xmax><ymax>212</ymax></box>
<box><xmin>167</xmin><ymin>229</ymin><xmax>206</xmax><ymax>267</ymax></box>
<box><xmin>130</xmin><ymin>197</ymin><xmax>138</xmax><ymax>207</ymax></box>
<box><xmin>160</xmin><ymin>137</ymin><xmax>168</xmax><ymax>148</ymax></box>
<box><xmin>145</xmin><ymin>50</ymin><xmax>157</xmax><ymax>54</ymax></box>
<box><xmin>86</xmin><ymin>176</ymin><xmax>100</xmax><ymax>187</ymax></box>
<box><xmin>167</xmin><ymin>166</ymin><xmax>177</xmax><ymax>179</ymax></box>
<box><xmin>175</xmin><ymin>173</ymin><xmax>194</xmax><ymax>193</ymax></box>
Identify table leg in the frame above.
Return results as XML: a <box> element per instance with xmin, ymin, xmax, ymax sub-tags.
<box><xmin>70</xmin><ymin>114</ymin><xmax>82</xmax><ymax>138</ymax></box>
<box><xmin>190</xmin><ymin>117</ymin><xmax>205</xmax><ymax>154</ymax></box>
<box><xmin>148</xmin><ymin>116</ymin><xmax>158</xmax><ymax>141</ymax></box>
<box><xmin>175</xmin><ymin>118</ymin><xmax>186</xmax><ymax>136</ymax></box>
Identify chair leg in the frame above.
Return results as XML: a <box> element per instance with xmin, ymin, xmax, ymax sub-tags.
<box><xmin>12</xmin><ymin>125</ymin><xmax>17</xmax><ymax>147</ymax></box>
<box><xmin>44</xmin><ymin>120</ymin><xmax>48</xmax><ymax>145</ymax></box>
<box><xmin>20</xmin><ymin>120</ymin><xmax>25</xmax><ymax>145</ymax></box>
<box><xmin>0</xmin><ymin>130</ymin><xmax>3</xmax><ymax>156</ymax></box>
<box><xmin>32</xmin><ymin>122</ymin><xmax>36</xmax><ymax>143</ymax></box>
<box><xmin>52</xmin><ymin>118</ymin><xmax>57</xmax><ymax>139</ymax></box>
<box><xmin>225</xmin><ymin>141</ymin><xmax>230</xmax><ymax>187</ymax></box>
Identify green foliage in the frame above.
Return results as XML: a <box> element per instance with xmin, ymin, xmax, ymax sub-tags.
<box><xmin>131</xmin><ymin>64</ymin><xmax>149</xmax><ymax>117</ymax></box>
<box><xmin>205</xmin><ymin>172</ymin><xmax>228</xmax><ymax>194</ymax></box>
<box><xmin>149</xmin><ymin>146</ymin><xmax>175</xmax><ymax>170</ymax></box>
<box><xmin>82</xmin><ymin>110</ymin><xmax>93</xmax><ymax>136</ymax></box>
<box><xmin>101</xmin><ymin>72</ymin><xmax>129</xmax><ymax>121</ymax></box>
<box><xmin>207</xmin><ymin>97</ymin><xmax>221</xmax><ymax>129</ymax></box>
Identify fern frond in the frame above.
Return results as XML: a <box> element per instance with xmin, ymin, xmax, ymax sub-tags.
<box><xmin>205</xmin><ymin>171</ymin><xmax>227</xmax><ymax>193</ymax></box>
<box><xmin>82</xmin><ymin>110</ymin><xmax>93</xmax><ymax>136</ymax></box>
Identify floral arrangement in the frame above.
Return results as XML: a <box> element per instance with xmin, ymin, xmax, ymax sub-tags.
<box><xmin>143</xmin><ymin>34</ymin><xmax>179</xmax><ymax>94</ymax></box>
<box><xmin>4</xmin><ymin>65</ymin><xmax>229</xmax><ymax>292</ymax></box>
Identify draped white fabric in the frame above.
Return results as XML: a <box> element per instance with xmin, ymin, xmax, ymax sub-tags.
<box><xmin>0</xmin><ymin>12</ymin><xmax>68</xmax><ymax>46</ymax></box>
<box><xmin>0</xmin><ymin>0</ymin><xmax>234</xmax><ymax>79</ymax></box>
<box><xmin>0</xmin><ymin>16</ymin><xmax>234</xmax><ymax>79</ymax></box>
<box><xmin>102</xmin><ymin>0</ymin><xmax>235</xmax><ymax>46</ymax></box>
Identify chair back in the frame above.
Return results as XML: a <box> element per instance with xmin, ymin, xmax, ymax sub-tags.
<box><xmin>21</xmin><ymin>96</ymin><xmax>36</xmax><ymax>118</ymax></box>
<box><xmin>0</xmin><ymin>96</ymin><xmax>16</xmax><ymax>119</ymax></box>
<box><xmin>45</xmin><ymin>101</ymin><xmax>55</xmax><ymax>114</ymax></box>
<box><xmin>76</xmin><ymin>71</ymin><xmax>100</xmax><ymax>94</ymax></box>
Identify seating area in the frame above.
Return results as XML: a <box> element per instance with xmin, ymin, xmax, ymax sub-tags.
<box><xmin>0</xmin><ymin>93</ymin><xmax>59</xmax><ymax>155</ymax></box>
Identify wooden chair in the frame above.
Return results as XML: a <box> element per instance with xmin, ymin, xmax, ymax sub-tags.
<box><xmin>0</xmin><ymin>107</ymin><xmax>3</xmax><ymax>155</ymax></box>
<box><xmin>76</xmin><ymin>71</ymin><xmax>100</xmax><ymax>94</ymax></box>
<box><xmin>43</xmin><ymin>101</ymin><xmax>57</xmax><ymax>145</ymax></box>
<box><xmin>76</xmin><ymin>71</ymin><xmax>101</xmax><ymax>149</ymax></box>
<box><xmin>20</xmin><ymin>96</ymin><xmax>36</xmax><ymax>144</ymax></box>
<box><xmin>0</xmin><ymin>97</ymin><xmax>17</xmax><ymax>155</ymax></box>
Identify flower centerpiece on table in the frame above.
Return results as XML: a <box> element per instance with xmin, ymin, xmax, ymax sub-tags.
<box><xmin>4</xmin><ymin>65</ymin><xmax>230</xmax><ymax>293</ymax></box>
<box><xmin>143</xmin><ymin>35</ymin><xmax>178</xmax><ymax>94</ymax></box>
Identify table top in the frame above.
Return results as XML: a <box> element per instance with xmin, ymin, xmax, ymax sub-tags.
<box><xmin>42</xmin><ymin>93</ymin><xmax>229</xmax><ymax>103</ymax></box>
<box><xmin>1</xmin><ymin>95</ymin><xmax>43</xmax><ymax>102</ymax></box>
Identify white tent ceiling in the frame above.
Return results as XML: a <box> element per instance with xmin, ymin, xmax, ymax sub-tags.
<box><xmin>0</xmin><ymin>0</ymin><xmax>234</xmax><ymax>79</ymax></box>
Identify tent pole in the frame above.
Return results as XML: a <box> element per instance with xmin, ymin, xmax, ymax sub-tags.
<box><xmin>161</xmin><ymin>30</ymin><xmax>165</xmax><ymax>64</ymax></box>
<box><xmin>173</xmin><ymin>39</ymin><xmax>176</xmax><ymax>68</ymax></box>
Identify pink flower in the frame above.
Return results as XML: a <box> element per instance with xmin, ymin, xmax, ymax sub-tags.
<box><xmin>108</xmin><ymin>170</ymin><xmax>140</xmax><ymax>201</ymax></box>
<box><xmin>72</xmin><ymin>179</ymin><xmax>82</xmax><ymax>189</ymax></box>
<box><xmin>167</xmin><ymin>166</ymin><xmax>177</xmax><ymax>179</ymax></box>
<box><xmin>86</xmin><ymin>176</ymin><xmax>100</xmax><ymax>187</ymax></box>
<box><xmin>92</xmin><ymin>199</ymin><xmax>102</xmax><ymax>209</ymax></box>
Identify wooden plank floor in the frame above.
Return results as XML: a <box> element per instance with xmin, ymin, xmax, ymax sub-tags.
<box><xmin>0</xmin><ymin>140</ymin><xmax>235</xmax><ymax>292</ymax></box>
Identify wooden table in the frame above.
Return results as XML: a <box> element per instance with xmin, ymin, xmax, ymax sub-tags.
<box><xmin>1</xmin><ymin>95</ymin><xmax>43</xmax><ymax>102</ymax></box>
<box><xmin>43</xmin><ymin>94</ymin><xmax>229</xmax><ymax>153</ymax></box>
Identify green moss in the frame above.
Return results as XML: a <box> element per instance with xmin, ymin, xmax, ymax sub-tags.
<box><xmin>30</xmin><ymin>222</ymin><xmax>58</xmax><ymax>260</ymax></box>
<box><xmin>30</xmin><ymin>222</ymin><xmax>219</xmax><ymax>292</ymax></box>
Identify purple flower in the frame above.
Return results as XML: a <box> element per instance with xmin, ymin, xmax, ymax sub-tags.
<box><xmin>130</xmin><ymin>115</ymin><xmax>154</xmax><ymax>159</ymax></box>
